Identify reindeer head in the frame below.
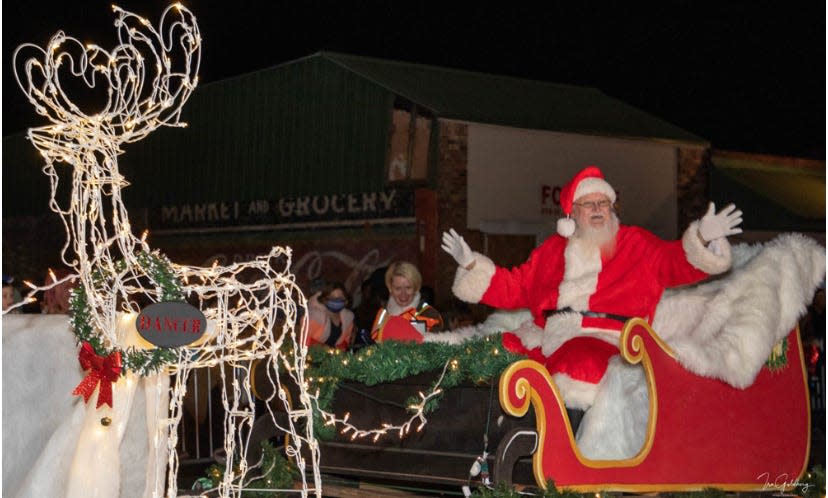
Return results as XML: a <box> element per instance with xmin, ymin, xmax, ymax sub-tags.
<box><xmin>13</xmin><ymin>3</ymin><xmax>201</xmax><ymax>174</ymax></box>
<box><xmin>11</xmin><ymin>4</ymin><xmax>203</xmax><ymax>282</ymax></box>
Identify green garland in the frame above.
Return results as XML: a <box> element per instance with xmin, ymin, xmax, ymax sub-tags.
<box><xmin>198</xmin><ymin>440</ymin><xmax>298</xmax><ymax>497</ymax></box>
<box><xmin>472</xmin><ymin>481</ymin><xmax>584</xmax><ymax>498</ymax></box>
<box><xmin>68</xmin><ymin>250</ymin><xmax>184</xmax><ymax>377</ymax></box>
<box><xmin>765</xmin><ymin>336</ymin><xmax>789</xmax><ymax>371</ymax></box>
<box><xmin>305</xmin><ymin>335</ymin><xmax>520</xmax><ymax>439</ymax></box>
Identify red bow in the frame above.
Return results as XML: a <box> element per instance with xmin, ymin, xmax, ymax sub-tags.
<box><xmin>72</xmin><ymin>342</ymin><xmax>122</xmax><ymax>408</ymax></box>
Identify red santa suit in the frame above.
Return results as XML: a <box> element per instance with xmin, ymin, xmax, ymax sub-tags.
<box><xmin>451</xmin><ymin>167</ymin><xmax>733</xmax><ymax>409</ymax></box>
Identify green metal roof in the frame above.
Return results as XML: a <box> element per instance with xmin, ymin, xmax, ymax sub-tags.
<box><xmin>5</xmin><ymin>51</ymin><xmax>707</xmax><ymax>217</ymax></box>
<box><xmin>317</xmin><ymin>51</ymin><xmax>707</xmax><ymax>145</ymax></box>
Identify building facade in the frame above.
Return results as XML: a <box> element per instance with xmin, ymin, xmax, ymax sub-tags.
<box><xmin>4</xmin><ymin>52</ymin><xmax>738</xmax><ymax>311</ymax></box>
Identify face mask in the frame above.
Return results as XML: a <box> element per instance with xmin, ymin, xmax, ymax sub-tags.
<box><xmin>325</xmin><ymin>298</ymin><xmax>346</xmax><ymax>312</ymax></box>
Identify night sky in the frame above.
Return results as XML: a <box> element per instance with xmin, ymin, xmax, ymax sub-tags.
<box><xmin>3</xmin><ymin>1</ymin><xmax>825</xmax><ymax>158</ymax></box>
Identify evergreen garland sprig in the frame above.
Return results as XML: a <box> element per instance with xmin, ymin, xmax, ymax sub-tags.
<box><xmin>306</xmin><ymin>335</ymin><xmax>520</xmax><ymax>438</ymax></box>
<box><xmin>200</xmin><ymin>440</ymin><xmax>298</xmax><ymax>497</ymax></box>
<box><xmin>68</xmin><ymin>250</ymin><xmax>184</xmax><ymax>377</ymax></box>
<box><xmin>764</xmin><ymin>336</ymin><xmax>789</xmax><ymax>371</ymax></box>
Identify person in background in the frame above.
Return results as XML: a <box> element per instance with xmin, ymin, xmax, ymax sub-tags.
<box><xmin>307</xmin><ymin>281</ymin><xmax>355</xmax><ymax>350</ymax></box>
<box><xmin>3</xmin><ymin>275</ymin><xmax>22</xmax><ymax>313</ymax></box>
<box><xmin>41</xmin><ymin>268</ymin><xmax>77</xmax><ymax>314</ymax></box>
<box><xmin>371</xmin><ymin>261</ymin><xmax>444</xmax><ymax>342</ymax></box>
<box><xmin>353</xmin><ymin>267</ymin><xmax>388</xmax><ymax>334</ymax></box>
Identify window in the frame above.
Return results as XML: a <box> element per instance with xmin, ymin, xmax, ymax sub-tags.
<box><xmin>387</xmin><ymin>104</ymin><xmax>432</xmax><ymax>182</ymax></box>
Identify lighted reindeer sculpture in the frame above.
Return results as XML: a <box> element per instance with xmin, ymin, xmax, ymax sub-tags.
<box><xmin>13</xmin><ymin>5</ymin><xmax>321</xmax><ymax>497</ymax></box>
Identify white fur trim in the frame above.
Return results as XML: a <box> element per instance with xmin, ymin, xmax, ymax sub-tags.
<box><xmin>423</xmin><ymin>309</ymin><xmax>533</xmax><ymax>345</ymax></box>
<box><xmin>655</xmin><ymin>233</ymin><xmax>826</xmax><ymax>388</ymax></box>
<box><xmin>575</xmin><ymin>357</ymin><xmax>649</xmax><ymax>459</ymax></box>
<box><xmin>552</xmin><ymin>373</ymin><xmax>600</xmax><ymax>410</ymax></box>
<box><xmin>557</xmin><ymin>217</ymin><xmax>576</xmax><ymax>237</ymax></box>
<box><xmin>556</xmin><ymin>237</ymin><xmax>602</xmax><ymax>311</ymax></box>
<box><xmin>681</xmin><ymin>220</ymin><xmax>732</xmax><ymax>275</ymax></box>
<box><xmin>573</xmin><ymin>177</ymin><xmax>616</xmax><ymax>204</ymax></box>
<box><xmin>422</xmin><ymin>324</ymin><xmax>482</xmax><ymax>345</ymax></box>
<box><xmin>507</xmin><ymin>312</ymin><xmax>618</xmax><ymax>356</ymax></box>
<box><xmin>452</xmin><ymin>252</ymin><xmax>496</xmax><ymax>303</ymax></box>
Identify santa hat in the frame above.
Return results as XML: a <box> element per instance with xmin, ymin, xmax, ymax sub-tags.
<box><xmin>557</xmin><ymin>166</ymin><xmax>617</xmax><ymax>237</ymax></box>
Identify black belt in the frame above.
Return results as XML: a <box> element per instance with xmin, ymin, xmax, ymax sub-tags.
<box><xmin>543</xmin><ymin>307</ymin><xmax>633</xmax><ymax>324</ymax></box>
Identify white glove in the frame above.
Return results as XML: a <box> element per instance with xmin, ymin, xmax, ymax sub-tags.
<box><xmin>441</xmin><ymin>228</ymin><xmax>475</xmax><ymax>269</ymax></box>
<box><xmin>698</xmin><ymin>202</ymin><xmax>743</xmax><ymax>242</ymax></box>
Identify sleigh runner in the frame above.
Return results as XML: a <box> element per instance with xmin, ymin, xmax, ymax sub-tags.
<box><xmin>496</xmin><ymin>318</ymin><xmax>811</xmax><ymax>492</ymax></box>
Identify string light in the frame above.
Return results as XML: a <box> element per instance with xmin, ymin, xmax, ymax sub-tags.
<box><xmin>312</xmin><ymin>359</ymin><xmax>452</xmax><ymax>443</ymax></box>
<box><xmin>11</xmin><ymin>4</ymin><xmax>322</xmax><ymax>497</ymax></box>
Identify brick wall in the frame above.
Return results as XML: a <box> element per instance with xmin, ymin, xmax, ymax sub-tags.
<box><xmin>435</xmin><ymin>121</ymin><xmax>472</xmax><ymax>308</ymax></box>
<box><xmin>676</xmin><ymin>146</ymin><xmax>712</xmax><ymax>231</ymax></box>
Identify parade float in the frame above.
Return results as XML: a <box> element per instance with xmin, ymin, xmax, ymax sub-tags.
<box><xmin>4</xmin><ymin>4</ymin><xmax>825</xmax><ymax>498</ymax></box>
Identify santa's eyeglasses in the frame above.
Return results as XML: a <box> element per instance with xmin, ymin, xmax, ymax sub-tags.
<box><xmin>573</xmin><ymin>199</ymin><xmax>612</xmax><ymax>211</ymax></box>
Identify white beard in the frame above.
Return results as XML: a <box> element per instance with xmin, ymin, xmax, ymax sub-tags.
<box><xmin>574</xmin><ymin>212</ymin><xmax>619</xmax><ymax>256</ymax></box>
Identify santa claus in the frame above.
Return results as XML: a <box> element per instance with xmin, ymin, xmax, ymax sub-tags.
<box><xmin>441</xmin><ymin>165</ymin><xmax>743</xmax><ymax>458</ymax></box>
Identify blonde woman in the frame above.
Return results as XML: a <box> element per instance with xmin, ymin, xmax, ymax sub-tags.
<box><xmin>371</xmin><ymin>261</ymin><xmax>444</xmax><ymax>342</ymax></box>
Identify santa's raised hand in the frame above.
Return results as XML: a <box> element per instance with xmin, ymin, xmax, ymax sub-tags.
<box><xmin>698</xmin><ymin>202</ymin><xmax>743</xmax><ymax>243</ymax></box>
<box><xmin>441</xmin><ymin>229</ymin><xmax>475</xmax><ymax>269</ymax></box>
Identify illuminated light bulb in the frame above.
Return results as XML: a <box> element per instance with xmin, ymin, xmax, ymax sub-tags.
<box><xmin>23</xmin><ymin>280</ymin><xmax>36</xmax><ymax>289</ymax></box>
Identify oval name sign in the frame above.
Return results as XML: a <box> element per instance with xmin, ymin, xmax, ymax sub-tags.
<box><xmin>136</xmin><ymin>301</ymin><xmax>207</xmax><ymax>348</ymax></box>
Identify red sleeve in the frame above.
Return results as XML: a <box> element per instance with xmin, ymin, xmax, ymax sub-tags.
<box><xmin>637</xmin><ymin>228</ymin><xmax>709</xmax><ymax>288</ymax></box>
<box><xmin>480</xmin><ymin>240</ymin><xmax>556</xmax><ymax>310</ymax></box>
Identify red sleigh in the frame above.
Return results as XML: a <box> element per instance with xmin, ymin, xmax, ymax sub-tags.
<box><xmin>497</xmin><ymin>318</ymin><xmax>811</xmax><ymax>492</ymax></box>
